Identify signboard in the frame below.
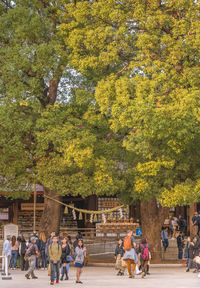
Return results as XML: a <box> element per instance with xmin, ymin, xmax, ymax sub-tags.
<box><xmin>136</xmin><ymin>228</ymin><xmax>142</xmax><ymax>236</ymax></box>
<box><xmin>0</xmin><ymin>208</ymin><xmax>9</xmax><ymax>220</ymax></box>
<box><xmin>102</xmin><ymin>201</ymin><xmax>120</xmax><ymax>208</ymax></box>
<box><xmin>21</xmin><ymin>203</ymin><xmax>44</xmax><ymax>211</ymax></box>
<box><xmin>4</xmin><ymin>223</ymin><xmax>18</xmax><ymax>240</ymax></box>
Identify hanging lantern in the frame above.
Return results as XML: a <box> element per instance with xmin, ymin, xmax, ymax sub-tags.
<box><xmin>109</xmin><ymin>213</ymin><xmax>113</xmax><ymax>221</ymax></box>
<box><xmin>102</xmin><ymin>213</ymin><xmax>106</xmax><ymax>224</ymax></box>
<box><xmin>79</xmin><ymin>212</ymin><xmax>83</xmax><ymax>220</ymax></box>
<box><xmin>94</xmin><ymin>214</ymin><xmax>97</xmax><ymax>222</ymax></box>
<box><xmin>126</xmin><ymin>206</ymin><xmax>129</xmax><ymax>216</ymax></box>
<box><xmin>64</xmin><ymin>206</ymin><xmax>68</xmax><ymax>214</ymax></box>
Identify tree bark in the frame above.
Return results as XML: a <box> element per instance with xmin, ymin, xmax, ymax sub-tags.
<box><xmin>39</xmin><ymin>188</ymin><xmax>61</xmax><ymax>237</ymax></box>
<box><xmin>140</xmin><ymin>199</ymin><xmax>169</xmax><ymax>262</ymax></box>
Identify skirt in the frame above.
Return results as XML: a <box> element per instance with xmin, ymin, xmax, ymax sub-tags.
<box><xmin>74</xmin><ymin>262</ymin><xmax>83</xmax><ymax>268</ymax></box>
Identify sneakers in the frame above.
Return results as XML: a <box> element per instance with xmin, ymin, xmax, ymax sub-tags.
<box><xmin>60</xmin><ymin>275</ymin><xmax>63</xmax><ymax>281</ymax></box>
<box><xmin>32</xmin><ymin>276</ymin><xmax>38</xmax><ymax>279</ymax></box>
<box><xmin>129</xmin><ymin>275</ymin><xmax>135</xmax><ymax>278</ymax></box>
<box><xmin>50</xmin><ymin>281</ymin><xmax>54</xmax><ymax>285</ymax></box>
<box><xmin>56</xmin><ymin>280</ymin><xmax>59</xmax><ymax>284</ymax></box>
<box><xmin>141</xmin><ymin>272</ymin><xmax>145</xmax><ymax>278</ymax></box>
<box><xmin>25</xmin><ymin>274</ymin><xmax>30</xmax><ymax>279</ymax></box>
<box><xmin>186</xmin><ymin>268</ymin><xmax>189</xmax><ymax>272</ymax></box>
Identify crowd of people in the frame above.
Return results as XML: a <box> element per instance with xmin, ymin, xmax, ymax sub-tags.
<box><xmin>114</xmin><ymin>231</ymin><xmax>151</xmax><ymax>279</ymax></box>
<box><xmin>2</xmin><ymin>231</ymin><xmax>86</xmax><ymax>285</ymax></box>
<box><xmin>161</xmin><ymin>213</ymin><xmax>200</xmax><ymax>273</ymax></box>
<box><xmin>2</xmin><ymin>213</ymin><xmax>200</xmax><ymax>284</ymax></box>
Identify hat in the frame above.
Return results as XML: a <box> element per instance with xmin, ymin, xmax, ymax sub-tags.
<box><xmin>30</xmin><ymin>236</ymin><xmax>37</xmax><ymax>242</ymax></box>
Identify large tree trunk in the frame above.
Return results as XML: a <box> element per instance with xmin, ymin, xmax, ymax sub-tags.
<box><xmin>140</xmin><ymin>199</ymin><xmax>169</xmax><ymax>263</ymax></box>
<box><xmin>39</xmin><ymin>188</ymin><xmax>61</xmax><ymax>237</ymax></box>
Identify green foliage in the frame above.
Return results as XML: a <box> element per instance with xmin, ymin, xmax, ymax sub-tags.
<box><xmin>1</xmin><ymin>0</ymin><xmax>200</xmax><ymax>207</ymax></box>
<box><xmin>60</xmin><ymin>0</ymin><xmax>200</xmax><ymax>206</ymax></box>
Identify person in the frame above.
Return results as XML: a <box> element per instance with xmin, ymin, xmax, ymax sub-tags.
<box><xmin>46</xmin><ymin>231</ymin><xmax>61</xmax><ymax>262</ymax></box>
<box><xmin>60</xmin><ymin>237</ymin><xmax>71</xmax><ymax>281</ymax></box>
<box><xmin>138</xmin><ymin>237</ymin><xmax>150</xmax><ymax>278</ymax></box>
<box><xmin>73</xmin><ymin>232</ymin><xmax>83</xmax><ymax>250</ymax></box>
<box><xmin>177</xmin><ymin>231</ymin><xmax>185</xmax><ymax>260</ymax></box>
<box><xmin>186</xmin><ymin>236</ymin><xmax>195</xmax><ymax>272</ymax></box>
<box><xmin>161</xmin><ymin>227</ymin><xmax>169</xmax><ymax>252</ymax></box>
<box><xmin>123</xmin><ymin>230</ymin><xmax>138</xmax><ymax>278</ymax></box>
<box><xmin>10</xmin><ymin>235</ymin><xmax>19</xmax><ymax>269</ymax></box>
<box><xmin>172</xmin><ymin>217</ymin><xmax>178</xmax><ymax>239</ymax></box>
<box><xmin>25</xmin><ymin>236</ymin><xmax>39</xmax><ymax>279</ymax></box>
<box><xmin>49</xmin><ymin>235</ymin><xmax>62</xmax><ymax>285</ymax></box>
<box><xmin>114</xmin><ymin>238</ymin><xmax>125</xmax><ymax>276</ymax></box>
<box><xmin>3</xmin><ymin>235</ymin><xmax>11</xmax><ymax>269</ymax></box>
<box><xmin>192</xmin><ymin>212</ymin><xmax>199</xmax><ymax>237</ymax></box>
<box><xmin>18</xmin><ymin>234</ymin><xmax>28</xmax><ymax>271</ymax></box>
<box><xmin>178</xmin><ymin>215</ymin><xmax>187</xmax><ymax>235</ymax></box>
<box><xmin>39</xmin><ymin>232</ymin><xmax>47</xmax><ymax>269</ymax></box>
<box><xmin>74</xmin><ymin>239</ymin><xmax>86</xmax><ymax>284</ymax></box>
<box><xmin>193</xmin><ymin>235</ymin><xmax>200</xmax><ymax>273</ymax></box>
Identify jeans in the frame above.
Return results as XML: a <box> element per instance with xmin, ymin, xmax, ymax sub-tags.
<box><xmin>61</xmin><ymin>263</ymin><xmax>70</xmax><ymax>275</ymax></box>
<box><xmin>27</xmin><ymin>255</ymin><xmax>36</xmax><ymax>277</ymax></box>
<box><xmin>50</xmin><ymin>261</ymin><xmax>60</xmax><ymax>282</ymax></box>
<box><xmin>10</xmin><ymin>250</ymin><xmax>18</xmax><ymax>268</ymax></box>
<box><xmin>178</xmin><ymin>247</ymin><xmax>183</xmax><ymax>259</ymax></box>
<box><xmin>162</xmin><ymin>239</ymin><xmax>169</xmax><ymax>252</ymax></box>
<box><xmin>41</xmin><ymin>251</ymin><xmax>47</xmax><ymax>268</ymax></box>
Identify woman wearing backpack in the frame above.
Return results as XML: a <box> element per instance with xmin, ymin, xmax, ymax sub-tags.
<box><xmin>138</xmin><ymin>238</ymin><xmax>150</xmax><ymax>278</ymax></box>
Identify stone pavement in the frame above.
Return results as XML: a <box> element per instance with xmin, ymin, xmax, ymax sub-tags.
<box><xmin>0</xmin><ymin>266</ymin><xmax>199</xmax><ymax>288</ymax></box>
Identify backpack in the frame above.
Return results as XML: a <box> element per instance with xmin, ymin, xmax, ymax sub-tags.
<box><xmin>124</xmin><ymin>236</ymin><xmax>132</xmax><ymax>251</ymax></box>
<box><xmin>141</xmin><ymin>244</ymin><xmax>149</xmax><ymax>261</ymax></box>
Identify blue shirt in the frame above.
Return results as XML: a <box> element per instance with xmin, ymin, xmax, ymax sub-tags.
<box><xmin>3</xmin><ymin>240</ymin><xmax>11</xmax><ymax>257</ymax></box>
<box><xmin>161</xmin><ymin>230</ymin><xmax>168</xmax><ymax>241</ymax></box>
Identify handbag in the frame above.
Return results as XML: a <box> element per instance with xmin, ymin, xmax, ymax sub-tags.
<box><xmin>24</xmin><ymin>255</ymin><xmax>29</xmax><ymax>261</ymax></box>
<box><xmin>66</xmin><ymin>255</ymin><xmax>74</xmax><ymax>262</ymax></box>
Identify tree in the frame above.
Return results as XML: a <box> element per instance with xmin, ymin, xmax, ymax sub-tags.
<box><xmin>60</xmin><ymin>0</ymin><xmax>200</xmax><ymax>259</ymax></box>
<box><xmin>0</xmin><ymin>0</ymin><xmax>133</xmax><ymax>235</ymax></box>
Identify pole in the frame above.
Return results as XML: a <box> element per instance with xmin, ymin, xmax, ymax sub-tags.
<box><xmin>33</xmin><ymin>183</ymin><xmax>37</xmax><ymax>232</ymax></box>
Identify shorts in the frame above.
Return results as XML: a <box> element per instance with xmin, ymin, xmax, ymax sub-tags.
<box><xmin>74</xmin><ymin>262</ymin><xmax>83</xmax><ymax>268</ymax></box>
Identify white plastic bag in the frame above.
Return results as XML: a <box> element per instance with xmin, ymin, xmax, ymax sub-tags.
<box><xmin>135</xmin><ymin>264</ymin><xmax>142</xmax><ymax>275</ymax></box>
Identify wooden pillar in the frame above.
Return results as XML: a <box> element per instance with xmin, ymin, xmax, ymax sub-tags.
<box><xmin>12</xmin><ymin>200</ymin><xmax>18</xmax><ymax>224</ymax></box>
<box><xmin>188</xmin><ymin>203</ymin><xmax>197</xmax><ymax>236</ymax></box>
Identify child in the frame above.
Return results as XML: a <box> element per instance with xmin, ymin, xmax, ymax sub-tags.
<box><xmin>74</xmin><ymin>240</ymin><xmax>86</xmax><ymax>284</ymax></box>
<box><xmin>49</xmin><ymin>235</ymin><xmax>62</xmax><ymax>285</ymax></box>
<box><xmin>114</xmin><ymin>239</ymin><xmax>125</xmax><ymax>276</ymax></box>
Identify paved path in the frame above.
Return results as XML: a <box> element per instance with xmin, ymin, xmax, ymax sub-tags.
<box><xmin>0</xmin><ymin>266</ymin><xmax>199</xmax><ymax>288</ymax></box>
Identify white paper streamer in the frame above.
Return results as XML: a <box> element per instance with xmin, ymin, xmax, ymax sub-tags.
<box><xmin>72</xmin><ymin>209</ymin><xmax>76</xmax><ymax>220</ymax></box>
<box><xmin>90</xmin><ymin>214</ymin><xmax>94</xmax><ymax>223</ymax></box>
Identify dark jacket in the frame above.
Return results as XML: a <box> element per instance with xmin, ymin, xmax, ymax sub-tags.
<box><xmin>115</xmin><ymin>244</ymin><xmax>124</xmax><ymax>257</ymax></box>
<box><xmin>193</xmin><ymin>235</ymin><xmax>200</xmax><ymax>256</ymax></box>
<box><xmin>177</xmin><ymin>235</ymin><xmax>184</xmax><ymax>248</ymax></box>
<box><xmin>188</xmin><ymin>243</ymin><xmax>195</xmax><ymax>259</ymax></box>
<box><xmin>61</xmin><ymin>244</ymin><xmax>70</xmax><ymax>264</ymax></box>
